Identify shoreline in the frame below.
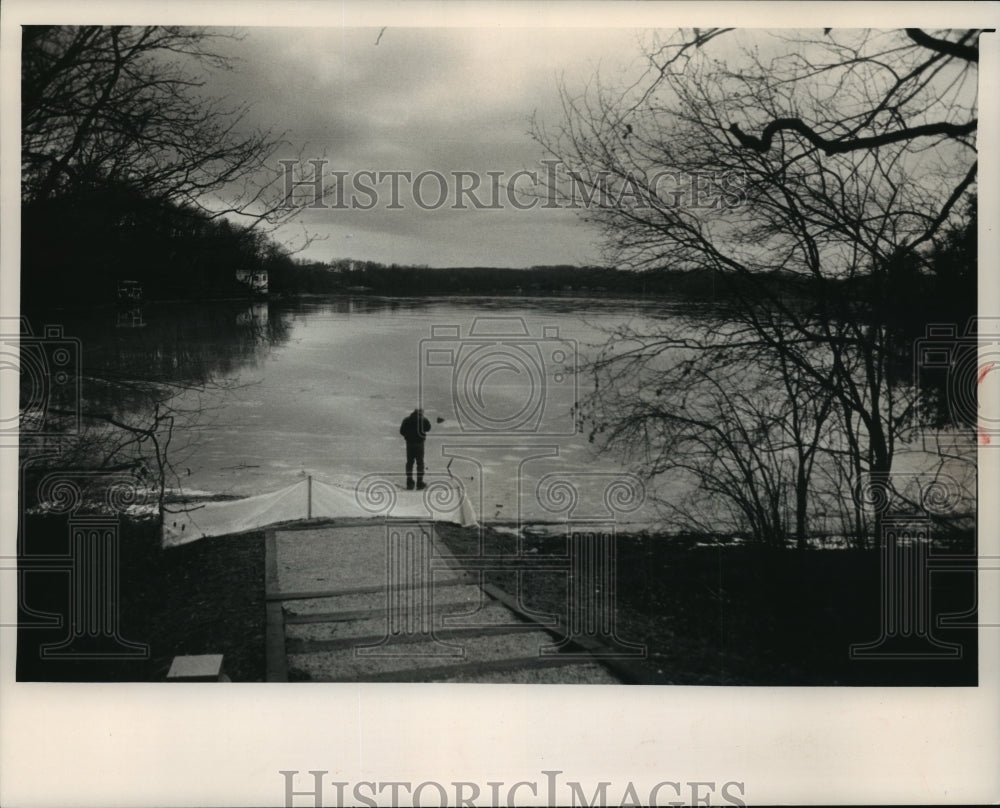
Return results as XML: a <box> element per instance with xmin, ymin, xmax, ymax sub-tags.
<box><xmin>15</xmin><ymin>511</ymin><xmax>978</xmax><ymax>684</ymax></box>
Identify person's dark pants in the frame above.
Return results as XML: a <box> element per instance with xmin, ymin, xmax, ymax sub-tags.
<box><xmin>405</xmin><ymin>441</ymin><xmax>425</xmax><ymax>488</ymax></box>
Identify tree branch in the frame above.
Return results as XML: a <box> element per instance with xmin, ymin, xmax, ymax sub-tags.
<box><xmin>728</xmin><ymin>117</ymin><xmax>977</xmax><ymax>155</ymax></box>
<box><xmin>905</xmin><ymin>28</ymin><xmax>981</xmax><ymax>63</ymax></box>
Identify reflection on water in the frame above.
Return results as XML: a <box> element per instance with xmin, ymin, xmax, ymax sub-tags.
<box><xmin>115</xmin><ymin>307</ymin><xmax>146</xmax><ymax>329</ymax></box>
<box><xmin>63</xmin><ymin>295</ymin><xmax>666</xmax><ymax>518</ymax></box>
<box><xmin>19</xmin><ymin>295</ymin><xmax>975</xmax><ymax>538</ymax></box>
<box><xmin>23</xmin><ymin>298</ymin><xmax>294</xmax><ymax>392</ymax></box>
<box><xmin>235</xmin><ymin>302</ymin><xmax>268</xmax><ymax>327</ymax></box>
<box><xmin>18</xmin><ymin>299</ymin><xmax>296</xmax><ymax>508</ymax></box>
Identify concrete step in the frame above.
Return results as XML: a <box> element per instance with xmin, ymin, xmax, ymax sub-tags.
<box><xmin>269</xmin><ymin>522</ymin><xmax>626</xmax><ymax>684</ymax></box>
<box><xmin>285</xmin><ymin>601</ymin><xmax>525</xmax><ymax>644</ymax></box>
<box><xmin>287</xmin><ymin>629</ymin><xmax>596</xmax><ymax>681</ymax></box>
<box><xmin>283</xmin><ymin>583</ymin><xmax>487</xmax><ymax>617</ymax></box>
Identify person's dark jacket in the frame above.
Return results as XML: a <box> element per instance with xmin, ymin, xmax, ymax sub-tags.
<box><xmin>399</xmin><ymin>410</ymin><xmax>431</xmax><ymax>444</ymax></box>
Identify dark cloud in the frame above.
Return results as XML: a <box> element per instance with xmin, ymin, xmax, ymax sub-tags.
<box><xmin>201</xmin><ymin>26</ymin><xmax>643</xmax><ymax>266</ymax></box>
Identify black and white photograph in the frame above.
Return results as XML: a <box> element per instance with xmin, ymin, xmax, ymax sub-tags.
<box><xmin>2</xmin><ymin>2</ymin><xmax>998</xmax><ymax>806</ymax></box>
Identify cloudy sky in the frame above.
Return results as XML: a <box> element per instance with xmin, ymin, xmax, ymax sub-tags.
<box><xmin>201</xmin><ymin>25</ymin><xmax>652</xmax><ymax>267</ymax></box>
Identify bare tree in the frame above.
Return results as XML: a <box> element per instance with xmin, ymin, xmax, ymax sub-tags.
<box><xmin>20</xmin><ymin>26</ymin><xmax>317</xmax><ymax>516</ymax></box>
<box><xmin>585</xmin><ymin>307</ymin><xmax>840</xmax><ymax>547</ymax></box>
<box><xmin>21</xmin><ymin>25</ymin><xmax>309</xmax><ymax>228</ymax></box>
<box><xmin>638</xmin><ymin>29</ymin><xmax>980</xmax><ymax>160</ymax></box>
<box><xmin>536</xmin><ymin>28</ymin><xmax>978</xmax><ymax>547</ymax></box>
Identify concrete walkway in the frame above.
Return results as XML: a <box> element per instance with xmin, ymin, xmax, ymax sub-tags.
<box><xmin>265</xmin><ymin>519</ymin><xmax>627</xmax><ymax>683</ymax></box>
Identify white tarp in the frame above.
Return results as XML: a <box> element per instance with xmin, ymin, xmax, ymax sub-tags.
<box><xmin>162</xmin><ymin>476</ymin><xmax>478</xmax><ymax>547</ymax></box>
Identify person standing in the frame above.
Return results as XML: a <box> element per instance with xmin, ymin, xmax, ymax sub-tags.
<box><xmin>399</xmin><ymin>408</ymin><xmax>431</xmax><ymax>490</ymax></box>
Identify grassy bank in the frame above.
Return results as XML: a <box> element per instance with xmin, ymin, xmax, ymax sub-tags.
<box><xmin>436</xmin><ymin>523</ymin><xmax>978</xmax><ymax>686</ymax></box>
<box><xmin>17</xmin><ymin>515</ymin><xmax>976</xmax><ymax>686</ymax></box>
<box><xmin>17</xmin><ymin>515</ymin><xmax>265</xmax><ymax>682</ymax></box>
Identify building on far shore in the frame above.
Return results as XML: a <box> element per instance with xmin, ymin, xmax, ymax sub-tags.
<box><xmin>235</xmin><ymin>268</ymin><xmax>268</xmax><ymax>294</ymax></box>
<box><xmin>117</xmin><ymin>279</ymin><xmax>143</xmax><ymax>301</ymax></box>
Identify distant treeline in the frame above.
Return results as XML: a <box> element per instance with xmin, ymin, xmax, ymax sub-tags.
<box><xmin>278</xmin><ymin>230</ymin><xmax>975</xmax><ymax>335</ymax></box>
<box><xmin>22</xmin><ymin>189</ymin><xmax>293</xmax><ymax>305</ymax></box>
<box><xmin>23</xmin><ymin>185</ymin><xmax>974</xmax><ymax>335</ymax></box>
<box><xmin>273</xmin><ymin>260</ymin><xmax>729</xmax><ymax>298</ymax></box>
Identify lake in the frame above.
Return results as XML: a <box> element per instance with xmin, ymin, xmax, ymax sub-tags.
<box><xmin>35</xmin><ymin>296</ymin><xmax>695</xmax><ymax>529</ymax></box>
<box><xmin>24</xmin><ymin>295</ymin><xmax>975</xmax><ymax>537</ymax></box>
